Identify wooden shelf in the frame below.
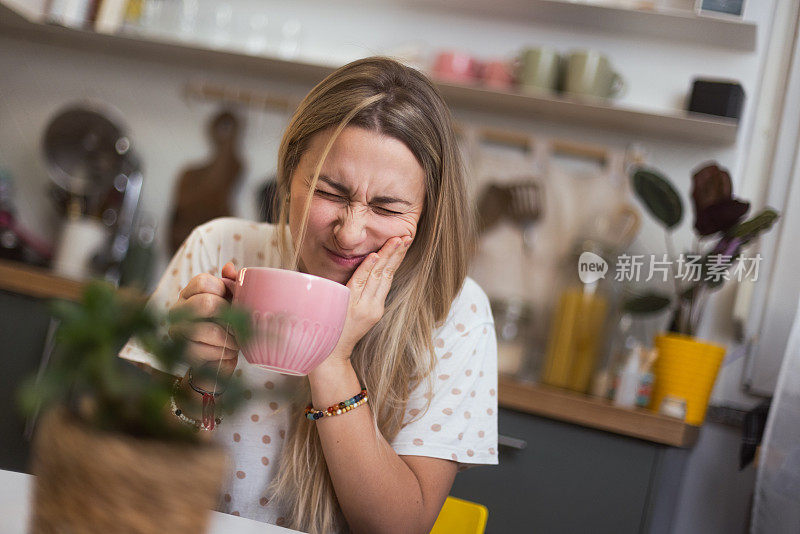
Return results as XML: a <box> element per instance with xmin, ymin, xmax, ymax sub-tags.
<box><xmin>436</xmin><ymin>81</ymin><xmax>739</xmax><ymax>144</ymax></box>
<box><xmin>498</xmin><ymin>376</ymin><xmax>700</xmax><ymax>447</ymax></box>
<box><xmin>0</xmin><ymin>1</ymin><xmax>739</xmax><ymax>145</ymax></box>
<box><xmin>413</xmin><ymin>0</ymin><xmax>757</xmax><ymax>51</ymax></box>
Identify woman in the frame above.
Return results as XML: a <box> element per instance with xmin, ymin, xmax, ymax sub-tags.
<box><xmin>119</xmin><ymin>56</ymin><xmax>498</xmax><ymax>534</ymax></box>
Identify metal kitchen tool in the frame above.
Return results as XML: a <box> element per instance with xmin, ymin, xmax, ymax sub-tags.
<box><xmin>43</xmin><ymin>103</ymin><xmax>132</xmax><ymax>217</ymax></box>
<box><xmin>42</xmin><ymin>103</ymin><xmax>142</xmax><ymax>284</ymax></box>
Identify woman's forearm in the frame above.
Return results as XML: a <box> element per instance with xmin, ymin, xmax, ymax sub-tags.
<box><xmin>308</xmin><ymin>358</ymin><xmax>429</xmax><ymax>534</ymax></box>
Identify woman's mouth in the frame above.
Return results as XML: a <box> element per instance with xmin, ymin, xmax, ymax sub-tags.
<box><xmin>324</xmin><ymin>247</ymin><xmax>369</xmax><ymax>268</ymax></box>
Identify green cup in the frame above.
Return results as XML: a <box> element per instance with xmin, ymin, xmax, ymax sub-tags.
<box><xmin>564</xmin><ymin>50</ymin><xmax>625</xmax><ymax>100</ymax></box>
<box><xmin>517</xmin><ymin>47</ymin><xmax>561</xmax><ymax>94</ymax></box>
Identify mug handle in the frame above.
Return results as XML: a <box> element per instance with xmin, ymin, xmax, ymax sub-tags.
<box><xmin>610</xmin><ymin>72</ymin><xmax>626</xmax><ymax>98</ymax></box>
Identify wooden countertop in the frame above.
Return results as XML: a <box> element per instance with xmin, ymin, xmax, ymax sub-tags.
<box><xmin>499</xmin><ymin>376</ymin><xmax>699</xmax><ymax>448</ymax></box>
<box><xmin>0</xmin><ymin>259</ymin><xmax>87</xmax><ymax>301</ymax></box>
<box><xmin>1</xmin><ymin>259</ymin><xmax>698</xmax><ymax>447</ymax></box>
<box><xmin>0</xmin><ymin>259</ymin><xmax>142</xmax><ymax>301</ymax></box>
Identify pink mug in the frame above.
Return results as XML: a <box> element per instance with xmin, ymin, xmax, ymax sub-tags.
<box><xmin>482</xmin><ymin>60</ymin><xmax>515</xmax><ymax>90</ymax></box>
<box><xmin>222</xmin><ymin>267</ymin><xmax>350</xmax><ymax>376</ymax></box>
<box><xmin>432</xmin><ymin>51</ymin><xmax>482</xmax><ymax>84</ymax></box>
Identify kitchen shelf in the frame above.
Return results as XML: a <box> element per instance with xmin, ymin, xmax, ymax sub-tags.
<box><xmin>0</xmin><ymin>2</ymin><xmax>739</xmax><ymax>145</ymax></box>
<box><xmin>498</xmin><ymin>376</ymin><xmax>700</xmax><ymax>447</ymax></box>
<box><xmin>413</xmin><ymin>0</ymin><xmax>757</xmax><ymax>51</ymax></box>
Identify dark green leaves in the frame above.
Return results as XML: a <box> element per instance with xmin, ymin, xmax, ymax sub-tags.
<box><xmin>632</xmin><ymin>168</ymin><xmax>683</xmax><ymax>229</ymax></box>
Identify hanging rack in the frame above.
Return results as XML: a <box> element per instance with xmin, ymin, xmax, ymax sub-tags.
<box><xmin>183</xmin><ymin>80</ymin><xmax>299</xmax><ymax>113</ymax></box>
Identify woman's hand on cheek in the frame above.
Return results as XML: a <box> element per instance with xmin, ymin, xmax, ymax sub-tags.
<box><xmin>323</xmin><ymin>235</ymin><xmax>413</xmax><ymax>366</ymax></box>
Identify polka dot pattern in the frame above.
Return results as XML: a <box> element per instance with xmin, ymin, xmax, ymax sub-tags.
<box><xmin>390</xmin><ymin>277</ymin><xmax>498</xmax><ymax>472</ymax></box>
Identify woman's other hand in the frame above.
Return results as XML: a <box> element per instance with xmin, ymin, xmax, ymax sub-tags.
<box><xmin>168</xmin><ymin>262</ymin><xmax>240</xmax><ymax>380</ymax></box>
<box><xmin>322</xmin><ymin>236</ymin><xmax>412</xmax><ymax>368</ymax></box>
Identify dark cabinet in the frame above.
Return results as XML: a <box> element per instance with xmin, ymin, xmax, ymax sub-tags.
<box><xmin>450</xmin><ymin>408</ymin><xmax>688</xmax><ymax>534</ymax></box>
<box><xmin>0</xmin><ymin>290</ymin><xmax>56</xmax><ymax>473</ymax></box>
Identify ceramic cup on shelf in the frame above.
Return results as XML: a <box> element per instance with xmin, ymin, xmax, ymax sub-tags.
<box><xmin>431</xmin><ymin>51</ymin><xmax>482</xmax><ymax>84</ymax></box>
<box><xmin>222</xmin><ymin>267</ymin><xmax>350</xmax><ymax>376</ymax></box>
<box><xmin>517</xmin><ymin>46</ymin><xmax>562</xmax><ymax>94</ymax></box>
<box><xmin>563</xmin><ymin>49</ymin><xmax>626</xmax><ymax>100</ymax></box>
<box><xmin>482</xmin><ymin>60</ymin><xmax>515</xmax><ymax>90</ymax></box>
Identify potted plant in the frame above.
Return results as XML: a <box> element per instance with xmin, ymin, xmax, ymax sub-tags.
<box><xmin>17</xmin><ymin>280</ymin><xmax>252</xmax><ymax>533</ymax></box>
<box><xmin>623</xmin><ymin>162</ymin><xmax>779</xmax><ymax>423</ymax></box>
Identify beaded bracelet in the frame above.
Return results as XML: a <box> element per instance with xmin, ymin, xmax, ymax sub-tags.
<box><xmin>304</xmin><ymin>388</ymin><xmax>368</xmax><ymax>421</ymax></box>
<box><xmin>170</xmin><ymin>378</ymin><xmax>222</xmax><ymax>431</ymax></box>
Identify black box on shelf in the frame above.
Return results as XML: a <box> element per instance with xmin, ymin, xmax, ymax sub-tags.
<box><xmin>688</xmin><ymin>79</ymin><xmax>745</xmax><ymax>120</ymax></box>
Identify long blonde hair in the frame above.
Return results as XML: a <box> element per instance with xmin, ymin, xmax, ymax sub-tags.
<box><xmin>267</xmin><ymin>57</ymin><xmax>475</xmax><ymax>534</ymax></box>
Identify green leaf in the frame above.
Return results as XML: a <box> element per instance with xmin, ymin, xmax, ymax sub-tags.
<box><xmin>623</xmin><ymin>292</ymin><xmax>673</xmax><ymax>315</ymax></box>
<box><xmin>727</xmin><ymin>209</ymin><xmax>780</xmax><ymax>242</ymax></box>
<box><xmin>632</xmin><ymin>168</ymin><xmax>684</xmax><ymax>229</ymax></box>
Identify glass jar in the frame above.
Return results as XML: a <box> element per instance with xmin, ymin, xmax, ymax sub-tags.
<box><xmin>491</xmin><ymin>298</ymin><xmax>538</xmax><ymax>380</ymax></box>
<box><xmin>541</xmin><ymin>239</ymin><xmax>619</xmax><ymax>393</ymax></box>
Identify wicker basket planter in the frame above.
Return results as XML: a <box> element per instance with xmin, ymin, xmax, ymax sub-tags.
<box><xmin>29</xmin><ymin>408</ymin><xmax>228</xmax><ymax>534</ymax></box>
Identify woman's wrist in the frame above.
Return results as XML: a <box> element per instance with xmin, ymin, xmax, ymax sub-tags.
<box><xmin>307</xmin><ymin>356</ymin><xmax>362</xmax><ymax>410</ymax></box>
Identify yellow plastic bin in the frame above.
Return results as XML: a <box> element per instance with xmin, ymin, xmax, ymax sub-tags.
<box><xmin>650</xmin><ymin>333</ymin><xmax>726</xmax><ymax>425</ymax></box>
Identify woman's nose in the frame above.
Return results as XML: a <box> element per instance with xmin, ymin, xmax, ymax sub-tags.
<box><xmin>333</xmin><ymin>206</ymin><xmax>368</xmax><ymax>249</ymax></box>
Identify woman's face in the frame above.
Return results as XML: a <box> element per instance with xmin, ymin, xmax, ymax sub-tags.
<box><xmin>288</xmin><ymin>126</ymin><xmax>426</xmax><ymax>285</ymax></box>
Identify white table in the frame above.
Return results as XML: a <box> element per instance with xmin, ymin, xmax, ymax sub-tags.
<box><xmin>0</xmin><ymin>469</ymin><xmax>303</xmax><ymax>534</ymax></box>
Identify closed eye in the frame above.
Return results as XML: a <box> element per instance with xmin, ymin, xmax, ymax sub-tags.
<box><xmin>315</xmin><ymin>189</ymin><xmax>346</xmax><ymax>201</ymax></box>
<box><xmin>373</xmin><ymin>206</ymin><xmax>403</xmax><ymax>216</ymax></box>
<box><xmin>316</xmin><ymin>189</ymin><xmax>403</xmax><ymax>215</ymax></box>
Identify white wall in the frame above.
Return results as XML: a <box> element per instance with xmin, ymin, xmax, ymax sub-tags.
<box><xmin>0</xmin><ymin>1</ymin><xmax>785</xmax><ymax>531</ymax></box>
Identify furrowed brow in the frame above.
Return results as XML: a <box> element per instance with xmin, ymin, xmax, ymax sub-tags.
<box><xmin>316</xmin><ymin>175</ymin><xmax>351</xmax><ymax>195</ymax></box>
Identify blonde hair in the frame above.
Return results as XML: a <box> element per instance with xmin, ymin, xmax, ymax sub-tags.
<box><xmin>267</xmin><ymin>57</ymin><xmax>475</xmax><ymax>534</ymax></box>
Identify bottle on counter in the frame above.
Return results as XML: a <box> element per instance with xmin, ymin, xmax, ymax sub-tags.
<box><xmin>614</xmin><ymin>342</ymin><xmax>642</xmax><ymax>408</ymax></box>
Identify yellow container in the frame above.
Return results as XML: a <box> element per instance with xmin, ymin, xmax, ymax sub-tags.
<box><xmin>650</xmin><ymin>333</ymin><xmax>725</xmax><ymax>425</ymax></box>
<box><xmin>541</xmin><ymin>286</ymin><xmax>609</xmax><ymax>393</ymax></box>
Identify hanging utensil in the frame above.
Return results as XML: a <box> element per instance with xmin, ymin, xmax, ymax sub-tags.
<box><xmin>507</xmin><ymin>180</ymin><xmax>543</xmax><ymax>256</ymax></box>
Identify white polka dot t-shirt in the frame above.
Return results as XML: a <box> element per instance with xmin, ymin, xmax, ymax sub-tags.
<box><xmin>117</xmin><ymin>217</ymin><xmax>498</xmax><ymax>528</ymax></box>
